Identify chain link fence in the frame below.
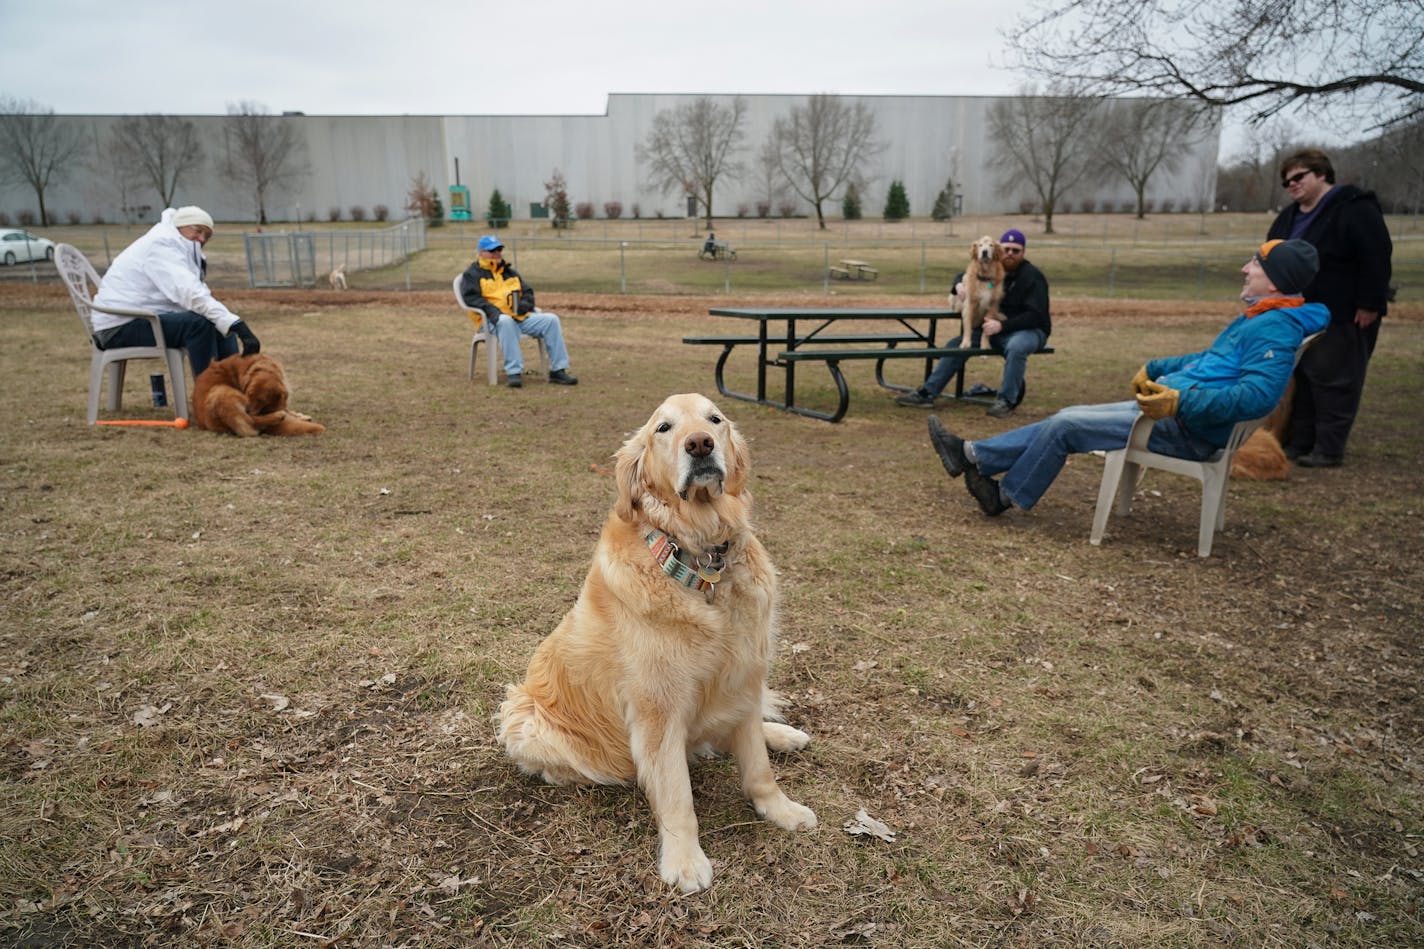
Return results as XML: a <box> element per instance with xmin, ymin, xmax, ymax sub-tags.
<box><xmin>242</xmin><ymin>218</ymin><xmax>427</xmax><ymax>288</ymax></box>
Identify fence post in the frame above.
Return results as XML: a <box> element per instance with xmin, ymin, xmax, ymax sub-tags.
<box><xmin>823</xmin><ymin>242</ymin><xmax>829</xmax><ymax>294</ymax></box>
<box><xmin>402</xmin><ymin>223</ymin><xmax>411</xmax><ymax>291</ymax></box>
<box><xmin>919</xmin><ymin>241</ymin><xmax>926</xmax><ymax>294</ymax></box>
<box><xmin>1108</xmin><ymin>247</ymin><xmax>1117</xmax><ymax>298</ymax></box>
<box><xmin>620</xmin><ymin>241</ymin><xmax>627</xmax><ymax>294</ymax></box>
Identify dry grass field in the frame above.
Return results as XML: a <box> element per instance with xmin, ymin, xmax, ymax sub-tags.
<box><xmin>2</xmin><ymin>275</ymin><xmax>1422</xmax><ymax>947</ymax></box>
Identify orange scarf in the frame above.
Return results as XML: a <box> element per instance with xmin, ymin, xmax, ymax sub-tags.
<box><xmin>1244</xmin><ymin>295</ymin><xmax>1305</xmax><ymax>317</ymax></box>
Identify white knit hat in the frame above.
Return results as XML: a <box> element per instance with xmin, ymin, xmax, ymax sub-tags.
<box><xmin>172</xmin><ymin>206</ymin><xmax>214</xmax><ymax>231</ymax></box>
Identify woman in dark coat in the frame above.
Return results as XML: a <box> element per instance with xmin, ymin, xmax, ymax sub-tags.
<box><xmin>1267</xmin><ymin>149</ymin><xmax>1393</xmax><ymax>468</ymax></box>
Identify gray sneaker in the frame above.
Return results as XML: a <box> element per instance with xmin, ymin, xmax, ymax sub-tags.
<box><xmin>895</xmin><ymin>389</ymin><xmax>936</xmax><ymax>407</ymax></box>
<box><xmin>506</xmin><ymin>374</ymin><xmax>523</xmax><ymax>388</ymax></box>
<box><xmin>986</xmin><ymin>398</ymin><xmax>1015</xmax><ymax>418</ymax></box>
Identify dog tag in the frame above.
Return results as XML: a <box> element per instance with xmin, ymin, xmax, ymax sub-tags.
<box><xmin>696</xmin><ymin>561</ymin><xmax>723</xmax><ymax>584</ymax></box>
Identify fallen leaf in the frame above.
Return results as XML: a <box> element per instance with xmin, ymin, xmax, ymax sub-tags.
<box><xmin>132</xmin><ymin>703</ymin><xmax>172</xmax><ymax>727</ymax></box>
<box><xmin>843</xmin><ymin>808</ymin><xmax>896</xmax><ymax>842</ymax></box>
<box><xmin>260</xmin><ymin>693</ymin><xmax>290</xmax><ymax>712</ymax></box>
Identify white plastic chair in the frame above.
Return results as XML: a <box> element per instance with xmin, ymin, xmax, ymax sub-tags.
<box><xmin>1089</xmin><ymin>332</ymin><xmax>1322</xmax><ymax>557</ymax></box>
<box><xmin>452</xmin><ymin>274</ymin><xmax>548</xmax><ymax>385</ymax></box>
<box><xmin>56</xmin><ymin>243</ymin><xmax>190</xmax><ymax>424</ymax></box>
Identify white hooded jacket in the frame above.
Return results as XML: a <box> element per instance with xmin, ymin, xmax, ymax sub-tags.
<box><xmin>91</xmin><ymin>208</ymin><xmax>240</xmax><ymax>334</ymax></box>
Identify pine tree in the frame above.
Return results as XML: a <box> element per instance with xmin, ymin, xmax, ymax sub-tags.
<box><xmin>486</xmin><ymin>188</ymin><xmax>512</xmax><ymax>226</ymax></box>
<box><xmin>931</xmin><ymin>178</ymin><xmax>956</xmax><ymax>222</ymax></box>
<box><xmin>883</xmin><ymin>179</ymin><xmax>910</xmax><ymax>221</ymax></box>
<box><xmin>841</xmin><ymin>182</ymin><xmax>862</xmax><ymax>220</ymax></box>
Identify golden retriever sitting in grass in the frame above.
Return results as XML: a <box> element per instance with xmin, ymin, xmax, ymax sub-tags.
<box><xmin>955</xmin><ymin>235</ymin><xmax>1005</xmax><ymax>345</ymax></box>
<box><xmin>192</xmin><ymin>353</ymin><xmax>325</xmax><ymax>437</ymax></box>
<box><xmin>495</xmin><ymin>393</ymin><xmax>816</xmax><ymax>893</ymax></box>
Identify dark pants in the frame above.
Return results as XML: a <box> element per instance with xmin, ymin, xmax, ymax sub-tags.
<box><xmin>1286</xmin><ymin>318</ymin><xmax>1380</xmax><ymax>458</ymax></box>
<box><xmin>102</xmin><ymin>311</ymin><xmax>237</xmax><ymax>378</ymax></box>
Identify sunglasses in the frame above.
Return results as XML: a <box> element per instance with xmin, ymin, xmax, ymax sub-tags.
<box><xmin>1281</xmin><ymin>170</ymin><xmax>1311</xmax><ymax>188</ymax></box>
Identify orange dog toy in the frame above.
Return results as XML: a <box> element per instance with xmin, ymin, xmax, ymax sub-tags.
<box><xmin>96</xmin><ymin>418</ymin><xmax>190</xmax><ymax>429</ymax></box>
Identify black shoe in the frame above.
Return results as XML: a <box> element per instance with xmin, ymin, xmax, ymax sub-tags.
<box><xmin>927</xmin><ymin>415</ymin><xmax>968</xmax><ymax>478</ymax></box>
<box><xmin>548</xmin><ymin>369</ymin><xmax>579</xmax><ymax>386</ymax></box>
<box><xmin>963</xmin><ymin>464</ymin><xmax>1010</xmax><ymax>517</ymax></box>
<box><xmin>986</xmin><ymin>399</ymin><xmax>1015</xmax><ymax>418</ymax></box>
<box><xmin>1283</xmin><ymin>444</ymin><xmax>1306</xmax><ymax>461</ymax></box>
<box><xmin>1296</xmin><ymin>451</ymin><xmax>1342</xmax><ymax>468</ymax></box>
<box><xmin>895</xmin><ymin>389</ymin><xmax>935</xmax><ymax>407</ymax></box>
<box><xmin>506</xmin><ymin>374</ymin><xmax>523</xmax><ymax>388</ymax></box>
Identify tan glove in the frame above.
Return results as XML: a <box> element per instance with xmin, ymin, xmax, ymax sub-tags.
<box><xmin>1131</xmin><ymin>365</ymin><xmax>1152</xmax><ymax>397</ymax></box>
<box><xmin>1135</xmin><ymin>380</ymin><xmax>1180</xmax><ymax>420</ymax></box>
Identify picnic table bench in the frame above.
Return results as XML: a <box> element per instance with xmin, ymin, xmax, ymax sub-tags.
<box><xmin>829</xmin><ymin>259</ymin><xmax>878</xmax><ymax>280</ymax></box>
<box><xmin>685</xmin><ymin>306</ymin><xmax>1053</xmax><ymax>422</ymax></box>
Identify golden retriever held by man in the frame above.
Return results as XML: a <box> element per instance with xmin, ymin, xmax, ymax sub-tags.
<box><xmin>496</xmin><ymin>393</ymin><xmax>816</xmax><ymax>893</ymax></box>
<box><xmin>954</xmin><ymin>235</ymin><xmax>1005</xmax><ymax>345</ymax></box>
<box><xmin>192</xmin><ymin>353</ymin><xmax>325</xmax><ymax>437</ymax></box>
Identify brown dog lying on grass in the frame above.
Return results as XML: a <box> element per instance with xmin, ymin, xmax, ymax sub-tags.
<box><xmin>192</xmin><ymin>354</ymin><xmax>325</xmax><ymax>437</ymax></box>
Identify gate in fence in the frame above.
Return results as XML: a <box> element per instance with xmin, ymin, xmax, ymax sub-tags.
<box><xmin>243</xmin><ymin>219</ymin><xmax>428</xmax><ymax>288</ymax></box>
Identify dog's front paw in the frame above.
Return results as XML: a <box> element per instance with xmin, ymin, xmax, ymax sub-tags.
<box><xmin>756</xmin><ymin>794</ymin><xmax>818</xmax><ymax>832</ymax></box>
<box><xmin>659</xmin><ymin>842</ymin><xmax>713</xmax><ymax>893</ymax></box>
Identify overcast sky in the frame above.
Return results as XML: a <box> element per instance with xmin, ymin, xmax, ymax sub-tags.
<box><xmin>1</xmin><ymin>0</ymin><xmax>1333</xmax><ymax>158</ymax></box>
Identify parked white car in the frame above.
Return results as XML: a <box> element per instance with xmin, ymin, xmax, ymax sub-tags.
<box><xmin>0</xmin><ymin>228</ymin><xmax>56</xmax><ymax>265</ymax></box>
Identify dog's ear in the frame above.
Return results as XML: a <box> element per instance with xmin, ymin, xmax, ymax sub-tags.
<box><xmin>722</xmin><ymin>424</ymin><xmax>751</xmax><ymax>497</ymax></box>
<box><xmin>613</xmin><ymin>432</ymin><xmax>645</xmax><ymax>522</ymax></box>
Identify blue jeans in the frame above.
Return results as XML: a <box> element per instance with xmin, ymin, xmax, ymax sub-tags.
<box><xmin>971</xmin><ymin>401</ymin><xmax>1218</xmax><ymax>510</ymax></box>
<box><xmin>922</xmin><ymin>328</ymin><xmax>1046</xmax><ymax>405</ymax></box>
<box><xmin>102</xmin><ymin>311</ymin><xmax>238</xmax><ymax>377</ymax></box>
<box><xmin>494</xmin><ymin>310</ymin><xmax>571</xmax><ymax>374</ymax></box>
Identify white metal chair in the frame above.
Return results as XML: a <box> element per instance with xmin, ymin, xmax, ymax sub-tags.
<box><xmin>56</xmin><ymin>243</ymin><xmax>190</xmax><ymax>424</ymax></box>
<box><xmin>452</xmin><ymin>273</ymin><xmax>548</xmax><ymax>385</ymax></box>
<box><xmin>1089</xmin><ymin>332</ymin><xmax>1322</xmax><ymax>557</ymax></box>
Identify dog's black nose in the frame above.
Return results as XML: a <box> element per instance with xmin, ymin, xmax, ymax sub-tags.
<box><xmin>684</xmin><ymin>432</ymin><xmax>714</xmax><ymax>458</ymax></box>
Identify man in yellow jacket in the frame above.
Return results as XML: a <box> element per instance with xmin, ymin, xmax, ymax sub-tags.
<box><xmin>459</xmin><ymin>235</ymin><xmax>578</xmax><ymax>388</ymax></box>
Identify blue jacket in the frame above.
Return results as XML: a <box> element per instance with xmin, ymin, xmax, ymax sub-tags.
<box><xmin>1146</xmin><ymin>302</ymin><xmax>1329</xmax><ymax>448</ymax></box>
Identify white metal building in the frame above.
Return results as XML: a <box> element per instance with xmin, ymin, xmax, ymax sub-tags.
<box><xmin>3</xmin><ymin>93</ymin><xmax>1219</xmax><ymax>225</ymax></box>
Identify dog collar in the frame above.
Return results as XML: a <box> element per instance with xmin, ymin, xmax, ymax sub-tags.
<box><xmin>645</xmin><ymin>529</ymin><xmax>727</xmax><ymax>592</ymax></box>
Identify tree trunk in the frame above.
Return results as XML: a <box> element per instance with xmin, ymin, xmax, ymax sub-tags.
<box><xmin>814</xmin><ymin>199</ymin><xmax>826</xmax><ymax>230</ymax></box>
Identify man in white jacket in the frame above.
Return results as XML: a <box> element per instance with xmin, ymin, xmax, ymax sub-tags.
<box><xmin>91</xmin><ymin>207</ymin><xmax>260</xmax><ymax>377</ymax></box>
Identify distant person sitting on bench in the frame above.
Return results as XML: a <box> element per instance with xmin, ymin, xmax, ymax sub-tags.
<box><xmin>895</xmin><ymin>229</ymin><xmax>1050</xmax><ymax>418</ymax></box>
<box><xmin>702</xmin><ymin>232</ymin><xmax>718</xmax><ymax>257</ymax></box>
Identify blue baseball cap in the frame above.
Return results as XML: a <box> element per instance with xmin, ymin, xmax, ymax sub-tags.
<box><xmin>477</xmin><ymin>235</ymin><xmax>504</xmax><ymax>252</ymax></box>
<box><xmin>999</xmin><ymin>229</ymin><xmax>1026</xmax><ymax>249</ymax></box>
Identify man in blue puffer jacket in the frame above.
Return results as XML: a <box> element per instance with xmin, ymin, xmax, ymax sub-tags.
<box><xmin>925</xmin><ymin>240</ymin><xmax>1330</xmax><ymax>517</ymax></box>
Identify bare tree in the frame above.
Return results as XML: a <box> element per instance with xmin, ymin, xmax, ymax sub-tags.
<box><xmin>987</xmin><ymin>86</ymin><xmax>1106</xmax><ymax>233</ymax></box>
<box><xmin>222</xmin><ymin>101</ymin><xmax>309</xmax><ymax>225</ymax></box>
<box><xmin>109</xmin><ymin>114</ymin><xmax>204</xmax><ymax>209</ymax></box>
<box><xmin>0</xmin><ymin>96</ymin><xmax>85</xmax><ymax>225</ymax></box>
<box><xmin>637</xmin><ymin>96</ymin><xmax>748</xmax><ymax>230</ymax></box>
<box><xmin>770</xmin><ymin>94</ymin><xmax>883</xmax><ymax>230</ymax></box>
<box><xmin>1099</xmin><ymin>99</ymin><xmax>1210</xmax><ymax>218</ymax></box>
<box><xmin>1214</xmin><ymin>118</ymin><xmax>1305</xmax><ymax>212</ymax></box>
<box><xmin>754</xmin><ymin>135</ymin><xmax>787</xmax><ymax>215</ymax></box>
<box><xmin>1007</xmin><ymin>0</ymin><xmax>1424</xmax><ymax>130</ymax></box>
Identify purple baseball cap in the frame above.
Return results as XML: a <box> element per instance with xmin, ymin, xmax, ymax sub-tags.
<box><xmin>999</xmin><ymin>229</ymin><xmax>1026</xmax><ymax>249</ymax></box>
